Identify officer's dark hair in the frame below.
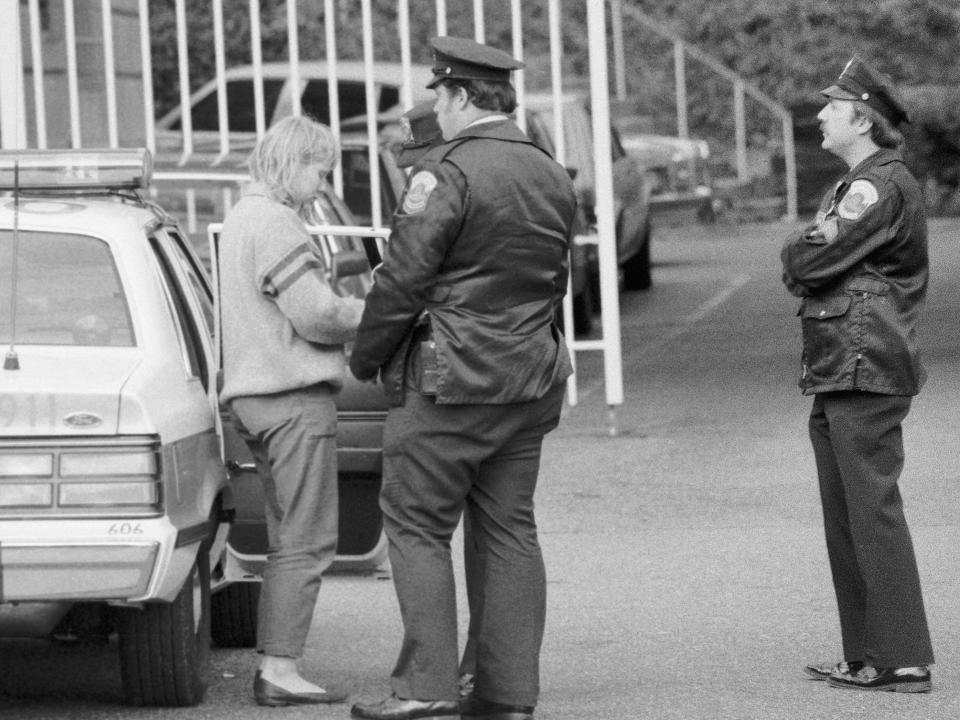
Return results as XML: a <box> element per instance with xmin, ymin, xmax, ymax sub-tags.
<box><xmin>436</xmin><ymin>78</ymin><xmax>517</xmax><ymax>114</ymax></box>
<box><xmin>852</xmin><ymin>101</ymin><xmax>904</xmax><ymax>151</ymax></box>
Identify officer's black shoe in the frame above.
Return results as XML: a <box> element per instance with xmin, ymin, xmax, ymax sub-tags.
<box><xmin>350</xmin><ymin>694</ymin><xmax>460</xmax><ymax>719</ymax></box>
<box><xmin>826</xmin><ymin>665</ymin><xmax>931</xmax><ymax>693</ymax></box>
<box><xmin>803</xmin><ymin>660</ymin><xmax>864</xmax><ymax>681</ymax></box>
<box><xmin>460</xmin><ymin>695</ymin><xmax>535</xmax><ymax>720</ymax></box>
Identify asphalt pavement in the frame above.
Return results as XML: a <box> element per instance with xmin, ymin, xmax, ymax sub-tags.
<box><xmin>3</xmin><ymin>218</ymin><xmax>960</xmax><ymax>720</ymax></box>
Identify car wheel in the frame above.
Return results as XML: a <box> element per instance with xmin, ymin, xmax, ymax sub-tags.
<box><xmin>622</xmin><ymin>218</ymin><xmax>652</xmax><ymax>291</ymax></box>
<box><xmin>211</xmin><ymin>582</ymin><xmax>260</xmax><ymax>648</ymax></box>
<box><xmin>117</xmin><ymin>546</ymin><xmax>211</xmax><ymax>706</ymax></box>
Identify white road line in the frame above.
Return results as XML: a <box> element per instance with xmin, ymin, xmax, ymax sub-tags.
<box><xmin>574</xmin><ymin>273</ymin><xmax>752</xmax><ymax>403</ymax></box>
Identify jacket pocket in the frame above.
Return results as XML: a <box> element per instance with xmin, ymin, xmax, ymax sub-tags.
<box><xmin>801</xmin><ymin>295</ymin><xmax>851</xmax><ymax>321</ymax></box>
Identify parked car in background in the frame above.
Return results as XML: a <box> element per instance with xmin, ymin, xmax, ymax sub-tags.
<box><xmin>619</xmin><ymin>132</ymin><xmax>716</xmax><ymax>224</ymax></box>
<box><xmin>522</xmin><ymin>92</ymin><xmax>654</xmax><ymax>299</ymax></box>
<box><xmin>154</xmin><ymin>61</ymin><xmax>433</xmax><ymax>166</ymax></box>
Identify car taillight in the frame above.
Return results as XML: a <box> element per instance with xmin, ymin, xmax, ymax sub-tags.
<box><xmin>0</xmin><ymin>453</ymin><xmax>54</xmax><ymax>477</ymax></box>
<box><xmin>0</xmin><ymin>440</ymin><xmax>162</xmax><ymax>514</ymax></box>
<box><xmin>59</xmin><ymin>449</ymin><xmax>160</xmax><ymax>508</ymax></box>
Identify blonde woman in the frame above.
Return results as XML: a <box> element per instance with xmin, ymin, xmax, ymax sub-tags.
<box><xmin>219</xmin><ymin>116</ymin><xmax>364</xmax><ymax>706</ymax></box>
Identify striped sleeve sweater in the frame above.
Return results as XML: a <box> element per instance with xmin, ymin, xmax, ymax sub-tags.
<box><xmin>218</xmin><ymin>184</ymin><xmax>365</xmax><ymax>403</ymax></box>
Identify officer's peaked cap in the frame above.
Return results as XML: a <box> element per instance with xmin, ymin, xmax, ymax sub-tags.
<box><xmin>821</xmin><ymin>55</ymin><xmax>909</xmax><ymax>125</ymax></box>
<box><xmin>397</xmin><ymin>100</ymin><xmax>443</xmax><ymax>168</ymax></box>
<box><xmin>427</xmin><ymin>36</ymin><xmax>524</xmax><ymax>89</ymax></box>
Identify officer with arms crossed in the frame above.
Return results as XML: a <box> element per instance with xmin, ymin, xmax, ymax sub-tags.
<box><xmin>349</xmin><ymin>36</ymin><xmax>577</xmax><ymax>720</ymax></box>
<box><xmin>782</xmin><ymin>56</ymin><xmax>934</xmax><ymax>693</ymax></box>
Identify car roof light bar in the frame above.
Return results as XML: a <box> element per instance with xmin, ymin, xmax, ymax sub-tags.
<box><xmin>0</xmin><ymin>148</ymin><xmax>152</xmax><ymax>192</ymax></box>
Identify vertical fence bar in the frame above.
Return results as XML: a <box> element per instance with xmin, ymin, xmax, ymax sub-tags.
<box><xmin>734</xmin><ymin>79</ymin><xmax>748</xmax><ymax>182</ymax></box>
<box><xmin>324</xmin><ymin>0</ymin><xmax>343</xmax><ymax>196</ymax></box>
<box><xmin>586</xmin><ymin>0</ymin><xmax>623</xmax><ymax>430</ymax></box>
<box><xmin>287</xmin><ymin>0</ymin><xmax>301</xmax><ymax>116</ymax></box>
<box><xmin>782</xmin><ymin>111</ymin><xmax>797</xmax><ymax>221</ymax></box>
<box><xmin>473</xmin><ymin>0</ymin><xmax>485</xmax><ymax>42</ymax></box>
<box><xmin>139</xmin><ymin>0</ymin><xmax>156</xmax><ymax>154</ymax></box>
<box><xmin>64</xmin><ymin>0</ymin><xmax>82</xmax><ymax>147</ymax></box>
<box><xmin>0</xmin><ymin>0</ymin><xmax>26</xmax><ymax>148</ymax></box>
<box><xmin>610</xmin><ymin>0</ymin><xmax>626</xmax><ymax>102</ymax></box>
<box><xmin>212</xmin><ymin>0</ymin><xmax>230</xmax><ymax>164</ymax></box>
<box><xmin>436</xmin><ymin>0</ymin><xmax>447</xmax><ymax>36</ymax></box>
<box><xmin>27</xmin><ymin>0</ymin><xmax>47</xmax><ymax>148</ymax></box>
<box><xmin>548</xmin><ymin>0</ymin><xmax>579</xmax><ymax>406</ymax></box>
<box><xmin>361</xmin><ymin>0</ymin><xmax>382</xmax><ymax>227</ymax></box>
<box><xmin>174</xmin><ymin>0</ymin><xmax>192</xmax><ymax>162</ymax></box>
<box><xmin>398</xmin><ymin>0</ymin><xmax>413</xmax><ymax>110</ymax></box>
<box><xmin>100</xmin><ymin>0</ymin><xmax>119</xmax><ymax>147</ymax></box>
<box><xmin>250</xmin><ymin>0</ymin><xmax>266</xmax><ymax>140</ymax></box>
<box><xmin>673</xmin><ymin>39</ymin><xmax>688</xmax><ymax>139</ymax></box>
<box><xmin>511</xmin><ymin>0</ymin><xmax>525</xmax><ymax>131</ymax></box>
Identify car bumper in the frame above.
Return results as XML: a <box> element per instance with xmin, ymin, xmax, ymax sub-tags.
<box><xmin>0</xmin><ymin>517</ymin><xmax>202</xmax><ymax>603</ymax></box>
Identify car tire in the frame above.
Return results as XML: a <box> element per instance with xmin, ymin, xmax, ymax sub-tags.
<box><xmin>117</xmin><ymin>546</ymin><xmax>211</xmax><ymax>707</ymax></box>
<box><xmin>622</xmin><ymin>218</ymin><xmax>652</xmax><ymax>291</ymax></box>
<box><xmin>211</xmin><ymin>582</ymin><xmax>260</xmax><ymax>648</ymax></box>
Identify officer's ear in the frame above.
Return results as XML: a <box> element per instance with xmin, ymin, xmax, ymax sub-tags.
<box><xmin>453</xmin><ymin>85</ymin><xmax>471</xmax><ymax>110</ymax></box>
<box><xmin>851</xmin><ymin>105</ymin><xmax>873</xmax><ymax>137</ymax></box>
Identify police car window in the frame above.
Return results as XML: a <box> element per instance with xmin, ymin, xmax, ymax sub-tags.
<box><xmin>164</xmin><ymin>230</ymin><xmax>215</xmax><ymax>338</ymax></box>
<box><xmin>0</xmin><ymin>230</ymin><xmax>134</xmax><ymax>346</ymax></box>
<box><xmin>149</xmin><ymin>238</ymin><xmax>209</xmax><ymax>390</ymax></box>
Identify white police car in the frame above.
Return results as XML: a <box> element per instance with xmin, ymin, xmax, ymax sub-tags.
<box><xmin>0</xmin><ymin>149</ymin><xmax>249</xmax><ymax>706</ymax></box>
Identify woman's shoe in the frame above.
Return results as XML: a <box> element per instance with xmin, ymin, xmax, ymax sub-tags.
<box><xmin>253</xmin><ymin>671</ymin><xmax>348</xmax><ymax>706</ymax></box>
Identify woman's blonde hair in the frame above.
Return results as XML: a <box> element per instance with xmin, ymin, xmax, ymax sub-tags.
<box><xmin>248</xmin><ymin>115</ymin><xmax>338</xmax><ymax>205</ymax></box>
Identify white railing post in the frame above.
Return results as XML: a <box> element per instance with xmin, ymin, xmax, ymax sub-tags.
<box><xmin>174</xmin><ymin>0</ymin><xmax>192</xmax><ymax>163</ymax></box>
<box><xmin>212</xmin><ymin>0</ymin><xmax>230</xmax><ymax>164</ymax></box>
<box><xmin>473</xmin><ymin>0</ymin><xmax>484</xmax><ymax>42</ymax></box>
<box><xmin>587</xmin><ymin>0</ymin><xmax>624</xmax><ymax>433</ymax></box>
<box><xmin>674</xmin><ymin>39</ymin><xmax>688</xmax><ymax>139</ymax></box>
<box><xmin>27</xmin><ymin>0</ymin><xmax>47</xmax><ymax>148</ymax></box>
<box><xmin>286</xmin><ymin>0</ymin><xmax>301</xmax><ymax>116</ymax></box>
<box><xmin>139</xmin><ymin>0</ymin><xmax>156</xmax><ymax>155</ymax></box>
<box><xmin>64</xmin><ymin>0</ymin><xmax>82</xmax><ymax>148</ymax></box>
<box><xmin>0</xmin><ymin>0</ymin><xmax>26</xmax><ymax>149</ymax></box>
<box><xmin>610</xmin><ymin>0</ymin><xmax>626</xmax><ymax>102</ymax></box>
<box><xmin>782</xmin><ymin>111</ymin><xmax>798</xmax><ymax>221</ymax></box>
<box><xmin>250</xmin><ymin>0</ymin><xmax>266</xmax><ymax>140</ymax></box>
<box><xmin>325</xmin><ymin>0</ymin><xmax>343</xmax><ymax>196</ymax></box>
<box><xmin>100</xmin><ymin>0</ymin><xmax>119</xmax><ymax>147</ymax></box>
<box><xmin>734</xmin><ymin>79</ymin><xmax>748</xmax><ymax>183</ymax></box>
<box><xmin>361</xmin><ymin>0</ymin><xmax>382</xmax><ymax>228</ymax></box>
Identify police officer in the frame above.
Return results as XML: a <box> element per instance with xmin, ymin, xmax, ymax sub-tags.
<box><xmin>349</xmin><ymin>36</ymin><xmax>577</xmax><ymax>720</ymax></box>
<box><xmin>782</xmin><ymin>56</ymin><xmax>934</xmax><ymax>693</ymax></box>
<box><xmin>394</xmin><ymin>99</ymin><xmax>446</xmax><ymax>169</ymax></box>
<box><xmin>391</xmin><ymin>97</ymin><xmax>485</xmax><ymax>705</ymax></box>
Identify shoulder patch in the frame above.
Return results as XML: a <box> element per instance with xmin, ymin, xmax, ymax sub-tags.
<box><xmin>837</xmin><ymin>179</ymin><xmax>879</xmax><ymax>220</ymax></box>
<box><xmin>401</xmin><ymin>170</ymin><xmax>438</xmax><ymax>214</ymax></box>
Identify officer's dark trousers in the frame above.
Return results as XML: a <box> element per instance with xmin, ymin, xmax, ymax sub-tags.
<box><xmin>380</xmin><ymin>383</ymin><xmax>565</xmax><ymax>707</ymax></box>
<box><xmin>809</xmin><ymin>391</ymin><xmax>933</xmax><ymax>668</ymax></box>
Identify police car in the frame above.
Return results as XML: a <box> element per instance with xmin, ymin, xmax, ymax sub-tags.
<box><xmin>0</xmin><ymin>149</ymin><xmax>386</xmax><ymax>707</ymax></box>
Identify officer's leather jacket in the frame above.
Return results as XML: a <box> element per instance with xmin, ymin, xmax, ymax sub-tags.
<box><xmin>781</xmin><ymin>149</ymin><xmax>928</xmax><ymax>396</ymax></box>
<box><xmin>350</xmin><ymin>118</ymin><xmax>577</xmax><ymax>405</ymax></box>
